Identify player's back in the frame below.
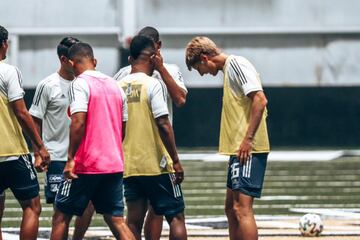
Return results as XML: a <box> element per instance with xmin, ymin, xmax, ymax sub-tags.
<box><xmin>118</xmin><ymin>72</ymin><xmax>174</xmax><ymax>177</ymax></box>
<box><xmin>0</xmin><ymin>62</ymin><xmax>29</xmax><ymax>157</ymax></box>
<box><xmin>72</xmin><ymin>71</ymin><xmax>125</xmax><ymax>174</ymax></box>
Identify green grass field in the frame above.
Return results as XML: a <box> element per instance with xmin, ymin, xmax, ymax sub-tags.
<box><xmin>2</xmin><ymin>156</ymin><xmax>360</xmax><ymax>228</ymax></box>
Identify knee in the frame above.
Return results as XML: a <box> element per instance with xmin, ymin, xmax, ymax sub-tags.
<box><xmin>28</xmin><ymin>201</ymin><xmax>42</xmax><ymax>217</ymax></box>
<box><xmin>232</xmin><ymin>203</ymin><xmax>253</xmax><ymax>220</ymax></box>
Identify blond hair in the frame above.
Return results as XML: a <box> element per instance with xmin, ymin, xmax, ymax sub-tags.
<box><xmin>185</xmin><ymin>36</ymin><xmax>221</xmax><ymax>70</ymax></box>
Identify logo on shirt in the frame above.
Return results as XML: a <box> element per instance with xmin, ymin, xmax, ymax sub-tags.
<box><xmin>123</xmin><ymin>83</ymin><xmax>142</xmax><ymax>103</ymax></box>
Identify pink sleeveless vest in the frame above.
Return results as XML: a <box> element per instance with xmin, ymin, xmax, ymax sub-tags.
<box><xmin>74</xmin><ymin>72</ymin><xmax>124</xmax><ymax>174</ymax></box>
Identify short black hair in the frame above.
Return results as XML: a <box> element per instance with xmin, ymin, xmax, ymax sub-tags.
<box><xmin>57</xmin><ymin>37</ymin><xmax>80</xmax><ymax>58</ymax></box>
<box><xmin>130</xmin><ymin>35</ymin><xmax>156</xmax><ymax>60</ymax></box>
<box><xmin>138</xmin><ymin>26</ymin><xmax>160</xmax><ymax>43</ymax></box>
<box><xmin>68</xmin><ymin>42</ymin><xmax>94</xmax><ymax>61</ymax></box>
<box><xmin>0</xmin><ymin>25</ymin><xmax>8</xmax><ymax>44</ymax></box>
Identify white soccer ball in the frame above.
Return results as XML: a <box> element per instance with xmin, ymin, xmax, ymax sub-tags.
<box><xmin>299</xmin><ymin>213</ymin><xmax>324</xmax><ymax>237</ymax></box>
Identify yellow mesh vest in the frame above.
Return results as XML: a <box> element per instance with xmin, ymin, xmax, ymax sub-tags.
<box><xmin>219</xmin><ymin>70</ymin><xmax>270</xmax><ymax>155</ymax></box>
<box><xmin>0</xmin><ymin>93</ymin><xmax>29</xmax><ymax>157</ymax></box>
<box><xmin>119</xmin><ymin>76</ymin><xmax>174</xmax><ymax>177</ymax></box>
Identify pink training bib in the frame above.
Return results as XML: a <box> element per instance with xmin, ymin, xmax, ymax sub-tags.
<box><xmin>74</xmin><ymin>72</ymin><xmax>124</xmax><ymax>174</ymax></box>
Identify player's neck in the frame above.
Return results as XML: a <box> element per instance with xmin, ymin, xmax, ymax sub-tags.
<box><xmin>58</xmin><ymin>67</ymin><xmax>75</xmax><ymax>81</ymax></box>
<box><xmin>130</xmin><ymin>64</ymin><xmax>152</xmax><ymax>76</ymax></box>
<box><xmin>211</xmin><ymin>53</ymin><xmax>228</xmax><ymax>70</ymax></box>
<box><xmin>0</xmin><ymin>51</ymin><xmax>5</xmax><ymax>61</ymax></box>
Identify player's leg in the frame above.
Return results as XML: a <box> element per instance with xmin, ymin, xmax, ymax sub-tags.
<box><xmin>126</xmin><ymin>199</ymin><xmax>147</xmax><ymax>239</ymax></box>
<box><xmin>18</xmin><ymin>196</ymin><xmax>41</xmax><ymax>240</ymax></box>
<box><xmin>144</xmin><ymin>205</ymin><xmax>163</xmax><ymax>240</ymax></box>
<box><xmin>232</xmin><ymin>191</ymin><xmax>256</xmax><ymax>240</ymax></box>
<box><xmin>225</xmin><ymin>188</ymin><xmax>238</xmax><ymax>240</ymax></box>
<box><xmin>0</xmin><ymin>191</ymin><xmax>5</xmax><ymax>240</ymax></box>
<box><xmin>227</xmin><ymin>154</ymin><xmax>268</xmax><ymax>240</ymax></box>
<box><xmin>9</xmin><ymin>155</ymin><xmax>41</xmax><ymax>240</ymax></box>
<box><xmin>148</xmin><ymin>173</ymin><xmax>187</xmax><ymax>240</ymax></box>
<box><xmin>50</xmin><ymin>209</ymin><xmax>72</xmax><ymax>240</ymax></box>
<box><xmin>52</xmin><ymin>175</ymin><xmax>93</xmax><ymax>240</ymax></box>
<box><xmin>123</xmin><ymin>177</ymin><xmax>148</xmax><ymax>240</ymax></box>
<box><xmin>92</xmin><ymin>173</ymin><xmax>135</xmax><ymax>240</ymax></box>
<box><xmin>225</xmin><ymin>156</ymin><xmax>239</xmax><ymax>240</ymax></box>
<box><xmin>165</xmin><ymin>212</ymin><xmax>187</xmax><ymax>240</ymax></box>
<box><xmin>103</xmin><ymin>215</ymin><xmax>135</xmax><ymax>240</ymax></box>
<box><xmin>72</xmin><ymin>201</ymin><xmax>95</xmax><ymax>240</ymax></box>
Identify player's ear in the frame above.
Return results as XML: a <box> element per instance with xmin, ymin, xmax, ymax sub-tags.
<box><xmin>200</xmin><ymin>54</ymin><xmax>208</xmax><ymax>63</ymax></box>
<box><xmin>93</xmin><ymin>58</ymin><xmax>97</xmax><ymax>68</ymax></box>
<box><xmin>128</xmin><ymin>56</ymin><xmax>134</xmax><ymax>64</ymax></box>
<box><xmin>157</xmin><ymin>40</ymin><xmax>162</xmax><ymax>49</ymax></box>
<box><xmin>68</xmin><ymin>59</ymin><xmax>75</xmax><ymax>68</ymax></box>
<box><xmin>60</xmin><ymin>55</ymin><xmax>67</xmax><ymax>64</ymax></box>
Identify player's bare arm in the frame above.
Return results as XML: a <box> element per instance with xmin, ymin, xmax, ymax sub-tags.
<box><xmin>10</xmin><ymin>99</ymin><xmax>50</xmax><ymax>167</ymax></box>
<box><xmin>153</xmin><ymin>50</ymin><xmax>187</xmax><ymax>107</ymax></box>
<box><xmin>65</xmin><ymin>111</ymin><xmax>87</xmax><ymax>179</ymax></box>
<box><xmin>31</xmin><ymin>116</ymin><xmax>47</xmax><ymax>172</ymax></box>
<box><xmin>237</xmin><ymin>90</ymin><xmax>268</xmax><ymax>165</ymax></box>
<box><xmin>122</xmin><ymin>121</ymin><xmax>126</xmax><ymax>141</ymax></box>
<box><xmin>155</xmin><ymin>115</ymin><xmax>184</xmax><ymax>184</ymax></box>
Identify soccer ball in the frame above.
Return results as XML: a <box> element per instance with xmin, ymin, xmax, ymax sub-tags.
<box><xmin>299</xmin><ymin>213</ymin><xmax>324</xmax><ymax>237</ymax></box>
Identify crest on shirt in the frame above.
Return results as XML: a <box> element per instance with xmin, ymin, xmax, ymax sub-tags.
<box><xmin>123</xmin><ymin>83</ymin><xmax>142</xmax><ymax>103</ymax></box>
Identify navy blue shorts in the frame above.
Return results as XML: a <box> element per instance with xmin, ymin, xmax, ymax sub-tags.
<box><xmin>0</xmin><ymin>154</ymin><xmax>39</xmax><ymax>200</ymax></box>
<box><xmin>124</xmin><ymin>173</ymin><xmax>185</xmax><ymax>218</ymax></box>
<box><xmin>55</xmin><ymin>173</ymin><xmax>124</xmax><ymax>217</ymax></box>
<box><xmin>44</xmin><ymin>161</ymin><xmax>66</xmax><ymax>204</ymax></box>
<box><xmin>226</xmin><ymin>153</ymin><xmax>268</xmax><ymax>198</ymax></box>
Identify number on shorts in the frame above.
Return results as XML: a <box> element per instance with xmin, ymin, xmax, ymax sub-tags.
<box><xmin>231</xmin><ymin>162</ymin><xmax>240</xmax><ymax>179</ymax></box>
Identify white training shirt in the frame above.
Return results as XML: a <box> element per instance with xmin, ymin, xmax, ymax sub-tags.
<box><xmin>0</xmin><ymin>62</ymin><xmax>25</xmax><ymax>102</ymax></box>
<box><xmin>29</xmin><ymin>72</ymin><xmax>72</xmax><ymax>161</ymax></box>
<box><xmin>69</xmin><ymin>70</ymin><xmax>128</xmax><ymax>121</ymax></box>
<box><xmin>0</xmin><ymin>62</ymin><xmax>25</xmax><ymax>161</ymax></box>
<box><xmin>224</xmin><ymin>55</ymin><xmax>263</xmax><ymax>97</ymax></box>
<box><xmin>113</xmin><ymin>63</ymin><xmax>187</xmax><ymax>123</ymax></box>
<box><xmin>119</xmin><ymin>72</ymin><xmax>169</xmax><ymax>119</ymax></box>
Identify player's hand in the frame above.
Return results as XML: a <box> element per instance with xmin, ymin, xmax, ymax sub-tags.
<box><xmin>151</xmin><ymin>49</ymin><xmax>164</xmax><ymax>71</ymax></box>
<box><xmin>237</xmin><ymin>138</ymin><xmax>253</xmax><ymax>165</ymax></box>
<box><xmin>63</xmin><ymin>158</ymin><xmax>78</xmax><ymax>180</ymax></box>
<box><xmin>173</xmin><ymin>161</ymin><xmax>184</xmax><ymax>184</ymax></box>
<box><xmin>34</xmin><ymin>153</ymin><xmax>47</xmax><ymax>172</ymax></box>
<box><xmin>35</xmin><ymin>146</ymin><xmax>50</xmax><ymax>172</ymax></box>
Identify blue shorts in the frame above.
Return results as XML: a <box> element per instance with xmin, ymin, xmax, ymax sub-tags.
<box><xmin>226</xmin><ymin>153</ymin><xmax>268</xmax><ymax>198</ymax></box>
<box><xmin>124</xmin><ymin>173</ymin><xmax>185</xmax><ymax>218</ymax></box>
<box><xmin>44</xmin><ymin>161</ymin><xmax>66</xmax><ymax>204</ymax></box>
<box><xmin>0</xmin><ymin>154</ymin><xmax>39</xmax><ymax>200</ymax></box>
<box><xmin>55</xmin><ymin>173</ymin><xmax>124</xmax><ymax>217</ymax></box>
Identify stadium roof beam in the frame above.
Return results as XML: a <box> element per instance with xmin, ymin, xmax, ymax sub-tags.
<box><xmin>158</xmin><ymin>26</ymin><xmax>360</xmax><ymax>35</ymax></box>
<box><xmin>8</xmin><ymin>27</ymin><xmax>121</xmax><ymax>36</ymax></box>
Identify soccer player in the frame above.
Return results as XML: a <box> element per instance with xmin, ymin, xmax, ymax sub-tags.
<box><xmin>185</xmin><ymin>37</ymin><xmax>270</xmax><ymax>240</ymax></box>
<box><xmin>115</xmin><ymin>26</ymin><xmax>188</xmax><ymax>240</ymax></box>
<box><xmin>29</xmin><ymin>36</ymin><xmax>96</xmax><ymax>240</ymax></box>
<box><xmin>119</xmin><ymin>35</ymin><xmax>187</xmax><ymax>240</ymax></box>
<box><xmin>76</xmin><ymin>26</ymin><xmax>188</xmax><ymax>240</ymax></box>
<box><xmin>0</xmin><ymin>25</ymin><xmax>50</xmax><ymax>240</ymax></box>
<box><xmin>50</xmin><ymin>42</ymin><xmax>135</xmax><ymax>240</ymax></box>
<box><xmin>30</xmin><ymin>36</ymin><xmax>80</xmax><ymax>198</ymax></box>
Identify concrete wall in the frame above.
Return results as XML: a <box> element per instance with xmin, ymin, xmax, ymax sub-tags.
<box><xmin>1</xmin><ymin>0</ymin><xmax>360</xmax><ymax>88</ymax></box>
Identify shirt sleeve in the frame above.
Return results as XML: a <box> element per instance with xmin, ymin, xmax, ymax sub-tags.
<box><xmin>113</xmin><ymin>66</ymin><xmax>131</xmax><ymax>81</ymax></box>
<box><xmin>69</xmin><ymin>78</ymin><xmax>89</xmax><ymax>114</ymax></box>
<box><xmin>29</xmin><ymin>80</ymin><xmax>49</xmax><ymax>119</ymax></box>
<box><xmin>149</xmin><ymin>80</ymin><xmax>169</xmax><ymax>119</ymax></box>
<box><xmin>228</xmin><ymin>57</ymin><xmax>263</xmax><ymax>96</ymax></box>
<box><xmin>118</xmin><ymin>87</ymin><xmax>128</xmax><ymax>121</ymax></box>
<box><xmin>167</xmin><ymin>64</ymin><xmax>188</xmax><ymax>93</ymax></box>
<box><xmin>7</xmin><ymin>66</ymin><xmax>25</xmax><ymax>102</ymax></box>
